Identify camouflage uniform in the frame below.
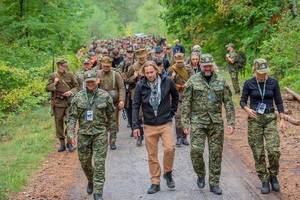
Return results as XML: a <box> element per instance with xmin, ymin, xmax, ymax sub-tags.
<box><xmin>227</xmin><ymin>49</ymin><xmax>240</xmax><ymax>93</ymax></box>
<box><xmin>45</xmin><ymin>64</ymin><xmax>79</xmax><ymax>146</ymax></box>
<box><xmin>167</xmin><ymin>63</ymin><xmax>194</xmax><ymax>140</ymax></box>
<box><xmin>97</xmin><ymin>69</ymin><xmax>125</xmax><ymax>143</ymax></box>
<box><xmin>67</xmin><ymin>76</ymin><xmax>116</xmax><ymax>194</ymax></box>
<box><xmin>247</xmin><ymin>113</ymin><xmax>280</xmax><ymax>182</ymax></box>
<box><xmin>181</xmin><ymin>70</ymin><xmax>235</xmax><ymax>186</ymax></box>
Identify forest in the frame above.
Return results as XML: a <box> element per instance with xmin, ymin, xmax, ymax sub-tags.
<box><xmin>0</xmin><ymin>0</ymin><xmax>299</xmax><ymax>121</ymax></box>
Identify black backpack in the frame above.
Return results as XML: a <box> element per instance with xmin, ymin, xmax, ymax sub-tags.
<box><xmin>236</xmin><ymin>51</ymin><xmax>246</xmax><ymax>69</ymax></box>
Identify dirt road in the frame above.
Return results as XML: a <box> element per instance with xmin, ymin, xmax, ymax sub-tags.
<box><xmin>11</xmin><ymin>105</ymin><xmax>300</xmax><ymax>200</ymax></box>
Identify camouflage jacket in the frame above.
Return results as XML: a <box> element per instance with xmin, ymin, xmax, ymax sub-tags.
<box><xmin>67</xmin><ymin>88</ymin><xmax>116</xmax><ymax>139</ymax></box>
<box><xmin>45</xmin><ymin>71</ymin><xmax>79</xmax><ymax>107</ymax></box>
<box><xmin>228</xmin><ymin>49</ymin><xmax>238</xmax><ymax>70</ymax></box>
<box><xmin>181</xmin><ymin>72</ymin><xmax>235</xmax><ymax>128</ymax></box>
<box><xmin>75</xmin><ymin>69</ymin><xmax>88</xmax><ymax>91</ymax></box>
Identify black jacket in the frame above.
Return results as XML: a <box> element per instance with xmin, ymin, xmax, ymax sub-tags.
<box><xmin>132</xmin><ymin>75</ymin><xmax>179</xmax><ymax>129</ymax></box>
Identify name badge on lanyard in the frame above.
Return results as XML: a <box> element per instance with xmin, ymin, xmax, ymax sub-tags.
<box><xmin>208</xmin><ymin>91</ymin><xmax>217</xmax><ymax>103</ymax></box>
<box><xmin>85</xmin><ymin>110</ymin><xmax>94</xmax><ymax>121</ymax></box>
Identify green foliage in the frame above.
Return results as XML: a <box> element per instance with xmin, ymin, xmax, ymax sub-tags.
<box><xmin>0</xmin><ymin>107</ymin><xmax>56</xmax><ymax>199</ymax></box>
<box><xmin>160</xmin><ymin>0</ymin><xmax>299</xmax><ymax>92</ymax></box>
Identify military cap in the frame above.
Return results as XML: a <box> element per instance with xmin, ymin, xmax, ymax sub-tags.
<box><xmin>119</xmin><ymin>49</ymin><xmax>125</xmax><ymax>55</ymax></box>
<box><xmin>155</xmin><ymin>46</ymin><xmax>163</xmax><ymax>53</ymax></box>
<box><xmin>200</xmin><ymin>54</ymin><xmax>215</xmax><ymax>66</ymax></box>
<box><xmin>102</xmin><ymin>49</ymin><xmax>108</xmax><ymax>54</ymax></box>
<box><xmin>166</xmin><ymin>44</ymin><xmax>172</xmax><ymax>49</ymax></box>
<box><xmin>225</xmin><ymin>43</ymin><xmax>234</xmax><ymax>48</ymax></box>
<box><xmin>57</xmin><ymin>58</ymin><xmax>68</xmax><ymax>66</ymax></box>
<box><xmin>253</xmin><ymin>58</ymin><xmax>270</xmax><ymax>74</ymax></box>
<box><xmin>88</xmin><ymin>52</ymin><xmax>95</xmax><ymax>59</ymax></box>
<box><xmin>146</xmin><ymin>48</ymin><xmax>154</xmax><ymax>54</ymax></box>
<box><xmin>126</xmin><ymin>46</ymin><xmax>134</xmax><ymax>53</ymax></box>
<box><xmin>82</xmin><ymin>58</ymin><xmax>90</xmax><ymax>64</ymax></box>
<box><xmin>174</xmin><ymin>53</ymin><xmax>185</xmax><ymax>62</ymax></box>
<box><xmin>84</xmin><ymin>70</ymin><xmax>97</xmax><ymax>82</ymax></box>
<box><xmin>135</xmin><ymin>48</ymin><xmax>147</xmax><ymax>58</ymax></box>
<box><xmin>97</xmin><ymin>55</ymin><xmax>103</xmax><ymax>61</ymax></box>
<box><xmin>101</xmin><ymin>57</ymin><xmax>113</xmax><ymax>67</ymax></box>
<box><xmin>192</xmin><ymin>45</ymin><xmax>201</xmax><ymax>52</ymax></box>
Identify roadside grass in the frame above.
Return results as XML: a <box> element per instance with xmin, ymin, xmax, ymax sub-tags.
<box><xmin>0</xmin><ymin>106</ymin><xmax>55</xmax><ymax>199</ymax></box>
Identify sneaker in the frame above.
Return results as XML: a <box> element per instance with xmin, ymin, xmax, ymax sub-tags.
<box><xmin>210</xmin><ymin>185</ymin><xmax>222</xmax><ymax>195</ymax></box>
<box><xmin>110</xmin><ymin>142</ymin><xmax>116</xmax><ymax>150</ymax></box>
<box><xmin>163</xmin><ymin>172</ymin><xmax>175</xmax><ymax>188</ymax></box>
<box><xmin>197</xmin><ymin>177</ymin><xmax>205</xmax><ymax>188</ymax></box>
<box><xmin>182</xmin><ymin>138</ymin><xmax>189</xmax><ymax>145</ymax></box>
<box><xmin>147</xmin><ymin>184</ymin><xmax>160</xmax><ymax>194</ymax></box>
<box><xmin>261</xmin><ymin>181</ymin><xmax>270</xmax><ymax>194</ymax></box>
<box><xmin>270</xmin><ymin>176</ymin><xmax>280</xmax><ymax>191</ymax></box>
<box><xmin>176</xmin><ymin>138</ymin><xmax>182</xmax><ymax>147</ymax></box>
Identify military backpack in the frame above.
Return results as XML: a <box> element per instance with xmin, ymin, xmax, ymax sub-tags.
<box><xmin>236</xmin><ymin>51</ymin><xmax>246</xmax><ymax>69</ymax></box>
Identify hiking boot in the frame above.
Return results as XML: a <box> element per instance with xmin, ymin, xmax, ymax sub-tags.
<box><xmin>93</xmin><ymin>193</ymin><xmax>103</xmax><ymax>200</ymax></box>
<box><xmin>57</xmin><ymin>145</ymin><xmax>66</xmax><ymax>152</ymax></box>
<box><xmin>182</xmin><ymin>138</ymin><xmax>189</xmax><ymax>145</ymax></box>
<box><xmin>110</xmin><ymin>142</ymin><xmax>116</xmax><ymax>150</ymax></box>
<box><xmin>176</xmin><ymin>138</ymin><xmax>182</xmax><ymax>147</ymax></box>
<box><xmin>197</xmin><ymin>177</ymin><xmax>205</xmax><ymax>188</ymax></box>
<box><xmin>270</xmin><ymin>176</ymin><xmax>280</xmax><ymax>191</ymax></box>
<box><xmin>163</xmin><ymin>172</ymin><xmax>175</xmax><ymax>188</ymax></box>
<box><xmin>210</xmin><ymin>185</ymin><xmax>222</xmax><ymax>195</ymax></box>
<box><xmin>147</xmin><ymin>184</ymin><xmax>160</xmax><ymax>194</ymax></box>
<box><xmin>66</xmin><ymin>143</ymin><xmax>75</xmax><ymax>152</ymax></box>
<box><xmin>87</xmin><ymin>182</ymin><xmax>93</xmax><ymax>194</ymax></box>
<box><xmin>261</xmin><ymin>181</ymin><xmax>270</xmax><ymax>194</ymax></box>
<box><xmin>136</xmin><ymin>135</ymin><xmax>143</xmax><ymax>147</ymax></box>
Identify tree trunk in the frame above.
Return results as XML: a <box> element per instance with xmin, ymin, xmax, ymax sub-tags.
<box><xmin>284</xmin><ymin>87</ymin><xmax>300</xmax><ymax>101</ymax></box>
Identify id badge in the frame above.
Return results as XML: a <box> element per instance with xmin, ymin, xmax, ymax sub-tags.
<box><xmin>208</xmin><ymin>91</ymin><xmax>217</xmax><ymax>103</ymax></box>
<box><xmin>256</xmin><ymin>103</ymin><xmax>266</xmax><ymax>114</ymax></box>
<box><xmin>85</xmin><ymin>110</ymin><xmax>94</xmax><ymax>121</ymax></box>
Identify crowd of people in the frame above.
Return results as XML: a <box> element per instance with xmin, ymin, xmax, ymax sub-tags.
<box><xmin>45</xmin><ymin>35</ymin><xmax>285</xmax><ymax>200</ymax></box>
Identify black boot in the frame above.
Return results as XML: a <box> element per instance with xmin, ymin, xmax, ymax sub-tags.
<box><xmin>270</xmin><ymin>176</ymin><xmax>280</xmax><ymax>191</ymax></box>
<box><xmin>261</xmin><ymin>181</ymin><xmax>270</xmax><ymax>194</ymax></box>
<box><xmin>176</xmin><ymin>138</ymin><xmax>182</xmax><ymax>147</ymax></box>
<box><xmin>66</xmin><ymin>143</ymin><xmax>75</xmax><ymax>152</ymax></box>
<box><xmin>110</xmin><ymin>142</ymin><xmax>116</xmax><ymax>150</ymax></box>
<box><xmin>197</xmin><ymin>177</ymin><xmax>205</xmax><ymax>188</ymax></box>
<box><xmin>87</xmin><ymin>182</ymin><xmax>93</xmax><ymax>194</ymax></box>
<box><xmin>93</xmin><ymin>193</ymin><xmax>103</xmax><ymax>200</ymax></box>
<box><xmin>136</xmin><ymin>135</ymin><xmax>143</xmax><ymax>146</ymax></box>
<box><xmin>147</xmin><ymin>184</ymin><xmax>160</xmax><ymax>194</ymax></box>
<box><xmin>210</xmin><ymin>185</ymin><xmax>222</xmax><ymax>195</ymax></box>
<box><xmin>182</xmin><ymin>137</ymin><xmax>189</xmax><ymax>145</ymax></box>
<box><xmin>57</xmin><ymin>145</ymin><xmax>66</xmax><ymax>152</ymax></box>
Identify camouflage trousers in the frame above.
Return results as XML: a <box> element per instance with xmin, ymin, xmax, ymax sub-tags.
<box><xmin>228</xmin><ymin>67</ymin><xmax>240</xmax><ymax>93</ymax></box>
<box><xmin>54</xmin><ymin>106</ymin><xmax>68</xmax><ymax>145</ymax></box>
<box><xmin>77</xmin><ymin>133</ymin><xmax>108</xmax><ymax>194</ymax></box>
<box><xmin>109</xmin><ymin>106</ymin><xmax>119</xmax><ymax>143</ymax></box>
<box><xmin>248</xmin><ymin>113</ymin><xmax>280</xmax><ymax>182</ymax></box>
<box><xmin>174</xmin><ymin>101</ymin><xmax>183</xmax><ymax>138</ymax></box>
<box><xmin>190</xmin><ymin>122</ymin><xmax>224</xmax><ymax>186</ymax></box>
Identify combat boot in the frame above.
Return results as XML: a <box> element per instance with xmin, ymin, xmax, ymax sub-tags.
<box><xmin>182</xmin><ymin>137</ymin><xmax>189</xmax><ymax>145</ymax></box>
<box><xmin>176</xmin><ymin>138</ymin><xmax>182</xmax><ymax>147</ymax></box>
<box><xmin>109</xmin><ymin>142</ymin><xmax>116</xmax><ymax>150</ymax></box>
<box><xmin>57</xmin><ymin>145</ymin><xmax>66</xmax><ymax>152</ymax></box>
<box><xmin>87</xmin><ymin>182</ymin><xmax>93</xmax><ymax>194</ymax></box>
<box><xmin>261</xmin><ymin>181</ymin><xmax>270</xmax><ymax>194</ymax></box>
<box><xmin>93</xmin><ymin>193</ymin><xmax>103</xmax><ymax>200</ymax></box>
<box><xmin>66</xmin><ymin>143</ymin><xmax>75</xmax><ymax>152</ymax></box>
<box><xmin>270</xmin><ymin>176</ymin><xmax>280</xmax><ymax>191</ymax></box>
<box><xmin>197</xmin><ymin>177</ymin><xmax>205</xmax><ymax>188</ymax></box>
<box><xmin>210</xmin><ymin>185</ymin><xmax>222</xmax><ymax>195</ymax></box>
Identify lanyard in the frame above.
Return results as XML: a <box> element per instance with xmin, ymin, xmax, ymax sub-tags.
<box><xmin>256</xmin><ymin>77</ymin><xmax>266</xmax><ymax>102</ymax></box>
<box><xmin>85</xmin><ymin>88</ymin><xmax>98</xmax><ymax>109</ymax></box>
